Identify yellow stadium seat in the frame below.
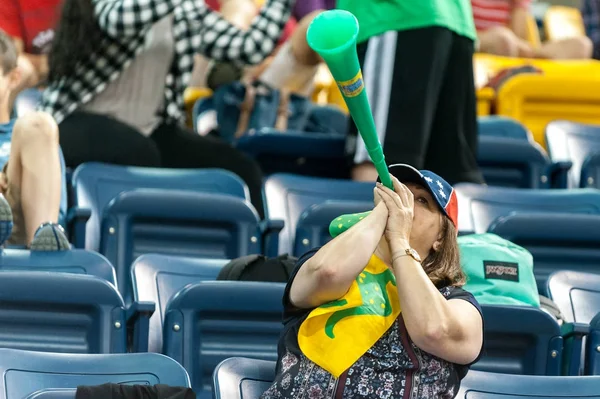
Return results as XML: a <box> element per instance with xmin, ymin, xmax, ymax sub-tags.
<box><xmin>526</xmin><ymin>12</ymin><xmax>542</xmax><ymax>48</ymax></box>
<box><xmin>496</xmin><ymin>75</ymin><xmax>600</xmax><ymax>147</ymax></box>
<box><xmin>183</xmin><ymin>87</ymin><xmax>213</xmax><ymax>128</ymax></box>
<box><xmin>544</xmin><ymin>6</ymin><xmax>586</xmax><ymax>41</ymax></box>
<box><xmin>477</xmin><ymin>88</ymin><xmax>495</xmax><ymax>116</ymax></box>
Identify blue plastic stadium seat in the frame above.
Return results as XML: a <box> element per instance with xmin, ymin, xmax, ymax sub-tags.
<box><xmin>70</xmin><ymin>163</ymin><xmax>250</xmax><ymax>251</ymax></box>
<box><xmin>457</xmin><ymin>369</ymin><xmax>600</xmax><ymax>398</ymax></box>
<box><xmin>477</xmin><ymin>135</ymin><xmax>569</xmax><ymax>188</ymax></box>
<box><xmin>0</xmin><ymin>248</ymin><xmax>116</xmax><ymax>286</ymax></box>
<box><xmin>163</xmin><ymin>281</ymin><xmax>284</xmax><ymax>397</ymax></box>
<box><xmin>263</xmin><ymin>174</ymin><xmax>373</xmax><ymax>254</ymax></box>
<box><xmin>488</xmin><ymin>213</ymin><xmax>600</xmax><ymax>296</ymax></box>
<box><xmin>546</xmin><ymin>120</ymin><xmax>600</xmax><ymax>188</ymax></box>
<box><xmin>131</xmin><ymin>254</ymin><xmax>228</xmax><ymax>353</ymax></box>
<box><xmin>548</xmin><ymin>271</ymin><xmax>600</xmax><ymax>375</ymax></box>
<box><xmin>293</xmin><ymin>200</ymin><xmax>372</xmax><ymax>256</ymax></box>
<box><xmin>0</xmin><ymin>348</ymin><xmax>190</xmax><ymax>399</ymax></box>
<box><xmin>581</xmin><ymin>152</ymin><xmax>600</xmax><ymax>189</ymax></box>
<box><xmin>455</xmin><ymin>183</ymin><xmax>600</xmax><ymax>234</ymax></box>
<box><xmin>236</xmin><ymin>128</ymin><xmax>348</xmax><ymax>178</ymax></box>
<box><xmin>478</xmin><ymin>116</ymin><xmax>532</xmax><ymax>140</ymax></box>
<box><xmin>474</xmin><ymin>305</ymin><xmax>563</xmax><ymax>375</ymax></box>
<box><xmin>100</xmin><ymin>188</ymin><xmax>267</xmax><ymax>303</ymax></box>
<box><xmin>0</xmin><ymin>272</ymin><xmax>153</xmax><ymax>354</ymax></box>
<box><xmin>213</xmin><ymin>357</ymin><xmax>275</xmax><ymax>399</ymax></box>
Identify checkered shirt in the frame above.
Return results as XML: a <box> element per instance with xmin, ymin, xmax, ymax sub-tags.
<box><xmin>39</xmin><ymin>0</ymin><xmax>294</xmax><ymax>124</ymax></box>
<box><xmin>582</xmin><ymin>0</ymin><xmax>600</xmax><ymax>59</ymax></box>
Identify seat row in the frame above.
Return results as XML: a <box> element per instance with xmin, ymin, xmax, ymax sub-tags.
<box><xmin>60</xmin><ymin>162</ymin><xmax>600</xmax><ymax>306</ymax></box>
<box><xmin>4</xmin><ymin>346</ymin><xmax>600</xmax><ymax>399</ymax></box>
<box><xmin>1</xmin><ymin>251</ymin><xmax>600</xmax><ymax>397</ymax></box>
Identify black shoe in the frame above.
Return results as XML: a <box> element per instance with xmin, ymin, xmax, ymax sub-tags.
<box><xmin>30</xmin><ymin>222</ymin><xmax>70</xmax><ymax>251</ymax></box>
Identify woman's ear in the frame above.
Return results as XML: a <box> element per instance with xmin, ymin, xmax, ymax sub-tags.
<box><xmin>432</xmin><ymin>239</ymin><xmax>442</xmax><ymax>252</ymax></box>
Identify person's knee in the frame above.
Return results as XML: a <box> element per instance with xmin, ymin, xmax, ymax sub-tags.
<box><xmin>570</xmin><ymin>36</ymin><xmax>593</xmax><ymax>59</ymax></box>
<box><xmin>479</xmin><ymin>27</ymin><xmax>519</xmax><ymax>57</ymax></box>
<box><xmin>12</xmin><ymin>111</ymin><xmax>59</xmax><ymax>146</ymax></box>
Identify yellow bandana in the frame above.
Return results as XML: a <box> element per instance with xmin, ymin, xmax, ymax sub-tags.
<box><xmin>297</xmin><ymin>255</ymin><xmax>401</xmax><ymax>377</ymax></box>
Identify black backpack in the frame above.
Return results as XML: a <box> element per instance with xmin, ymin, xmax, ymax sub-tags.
<box><xmin>217</xmin><ymin>254</ymin><xmax>298</xmax><ymax>283</ymax></box>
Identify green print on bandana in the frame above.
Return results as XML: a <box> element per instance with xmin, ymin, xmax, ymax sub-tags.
<box><xmin>323</xmin><ymin>268</ymin><xmax>397</xmax><ymax>339</ymax></box>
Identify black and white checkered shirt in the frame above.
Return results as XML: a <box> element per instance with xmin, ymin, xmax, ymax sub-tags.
<box><xmin>40</xmin><ymin>0</ymin><xmax>294</xmax><ymax>125</ymax></box>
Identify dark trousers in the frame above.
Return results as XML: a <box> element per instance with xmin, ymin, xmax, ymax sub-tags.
<box><xmin>347</xmin><ymin>27</ymin><xmax>485</xmax><ymax>185</ymax></box>
<box><xmin>59</xmin><ymin>111</ymin><xmax>265</xmax><ymax>217</ymax></box>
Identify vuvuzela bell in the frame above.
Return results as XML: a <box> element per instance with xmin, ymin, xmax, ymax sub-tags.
<box><xmin>306</xmin><ymin>10</ymin><xmax>393</xmax><ymax>189</ymax></box>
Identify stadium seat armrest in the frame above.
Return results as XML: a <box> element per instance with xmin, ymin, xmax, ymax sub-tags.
<box><xmin>66</xmin><ymin>207</ymin><xmax>92</xmax><ymax>248</ymax></box>
<box><xmin>260</xmin><ymin>219</ymin><xmax>285</xmax><ymax>257</ymax></box>
<box><xmin>561</xmin><ymin>322</ymin><xmax>590</xmax><ymax>338</ymax></box>
<box><xmin>547</xmin><ymin>161</ymin><xmax>573</xmax><ymax>188</ymax></box>
<box><xmin>561</xmin><ymin>322</ymin><xmax>589</xmax><ymax>376</ymax></box>
<box><xmin>126</xmin><ymin>301</ymin><xmax>155</xmax><ymax>352</ymax></box>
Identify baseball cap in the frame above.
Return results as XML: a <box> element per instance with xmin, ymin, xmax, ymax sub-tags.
<box><xmin>377</xmin><ymin>164</ymin><xmax>458</xmax><ymax>229</ymax></box>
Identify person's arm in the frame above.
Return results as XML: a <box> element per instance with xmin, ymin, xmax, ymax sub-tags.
<box><xmin>184</xmin><ymin>0</ymin><xmax>295</xmax><ymax>65</ymax></box>
<box><xmin>92</xmin><ymin>0</ymin><xmax>185</xmax><ymax>38</ymax></box>
<box><xmin>376</xmin><ymin>180</ymin><xmax>484</xmax><ymax>366</ymax></box>
<box><xmin>509</xmin><ymin>0</ymin><xmax>533</xmax><ymax>41</ymax></box>
<box><xmin>289</xmin><ymin>198</ymin><xmax>388</xmax><ymax>309</ymax></box>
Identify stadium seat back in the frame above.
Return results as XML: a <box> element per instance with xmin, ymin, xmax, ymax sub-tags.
<box><xmin>0</xmin><ymin>348</ymin><xmax>190</xmax><ymax>399</ymax></box>
<box><xmin>0</xmin><ymin>248</ymin><xmax>116</xmax><ymax>286</ymax></box>
<box><xmin>546</xmin><ymin>120</ymin><xmax>600</xmax><ymax>188</ymax></box>
<box><xmin>72</xmin><ymin>163</ymin><xmax>249</xmax><ymax>251</ymax></box>
<box><xmin>131</xmin><ymin>254</ymin><xmax>228</xmax><ymax>352</ymax></box>
<box><xmin>458</xmin><ymin>369</ymin><xmax>600</xmax><ymax>398</ymax></box>
<box><xmin>478</xmin><ymin>116</ymin><xmax>532</xmax><ymax>140</ymax></box>
<box><xmin>474</xmin><ymin>305</ymin><xmax>563</xmax><ymax>375</ymax></box>
<box><xmin>293</xmin><ymin>200</ymin><xmax>372</xmax><ymax>256</ymax></box>
<box><xmin>264</xmin><ymin>174</ymin><xmax>373</xmax><ymax>254</ymax></box>
<box><xmin>212</xmin><ymin>357</ymin><xmax>276</xmax><ymax>399</ymax></box>
<box><xmin>163</xmin><ymin>281</ymin><xmax>284</xmax><ymax>396</ymax></box>
<box><xmin>101</xmin><ymin>189</ymin><xmax>261</xmax><ymax>303</ymax></box>
<box><xmin>547</xmin><ymin>270</ymin><xmax>600</xmax><ymax>324</ymax></box>
<box><xmin>0</xmin><ymin>272</ymin><xmax>127</xmax><ymax>354</ymax></box>
<box><xmin>489</xmin><ymin>214</ymin><xmax>600</xmax><ymax>296</ymax></box>
<box><xmin>477</xmin><ymin>135</ymin><xmax>551</xmax><ymax>188</ymax></box>
<box><xmin>455</xmin><ymin>183</ymin><xmax>600</xmax><ymax>233</ymax></box>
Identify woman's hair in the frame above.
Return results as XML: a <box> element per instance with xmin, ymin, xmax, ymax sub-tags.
<box><xmin>48</xmin><ymin>0</ymin><xmax>104</xmax><ymax>80</ymax></box>
<box><xmin>421</xmin><ymin>216</ymin><xmax>465</xmax><ymax>288</ymax></box>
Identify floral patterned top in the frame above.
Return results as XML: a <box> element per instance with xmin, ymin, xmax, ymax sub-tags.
<box><xmin>260</xmin><ymin>249</ymin><xmax>484</xmax><ymax>399</ymax></box>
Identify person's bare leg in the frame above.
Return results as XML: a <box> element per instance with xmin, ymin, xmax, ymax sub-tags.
<box><xmin>6</xmin><ymin>111</ymin><xmax>61</xmax><ymax>244</ymax></box>
<box><xmin>478</xmin><ymin>26</ymin><xmax>535</xmax><ymax>58</ymax></box>
<box><xmin>258</xmin><ymin>10</ymin><xmax>323</xmax><ymax>95</ymax></box>
<box><xmin>535</xmin><ymin>36</ymin><xmax>593</xmax><ymax>59</ymax></box>
<box><xmin>352</xmin><ymin>162</ymin><xmax>379</xmax><ymax>182</ymax></box>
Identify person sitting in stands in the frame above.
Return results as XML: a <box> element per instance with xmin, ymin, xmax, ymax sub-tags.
<box><xmin>473</xmin><ymin>0</ymin><xmax>592</xmax><ymax>59</ymax></box>
<box><xmin>261</xmin><ymin>164</ymin><xmax>484</xmax><ymax>398</ymax></box>
<box><xmin>0</xmin><ymin>30</ymin><xmax>68</xmax><ymax>250</ymax></box>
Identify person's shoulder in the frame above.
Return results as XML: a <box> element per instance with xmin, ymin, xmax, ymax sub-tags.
<box><xmin>282</xmin><ymin>247</ymin><xmax>321</xmax><ymax>323</ymax></box>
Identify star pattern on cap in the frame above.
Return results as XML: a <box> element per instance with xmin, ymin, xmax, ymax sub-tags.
<box><xmin>438</xmin><ymin>188</ymin><xmax>447</xmax><ymax>199</ymax></box>
<box><xmin>424</xmin><ymin>176</ymin><xmax>433</xmax><ymax>183</ymax></box>
<box><xmin>436</xmin><ymin>180</ymin><xmax>444</xmax><ymax>189</ymax></box>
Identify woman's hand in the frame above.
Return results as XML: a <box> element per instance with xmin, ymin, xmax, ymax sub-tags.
<box><xmin>375</xmin><ymin>176</ymin><xmax>414</xmax><ymax>246</ymax></box>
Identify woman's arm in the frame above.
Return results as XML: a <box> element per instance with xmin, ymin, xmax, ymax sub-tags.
<box><xmin>92</xmin><ymin>0</ymin><xmax>184</xmax><ymax>38</ymax></box>
<box><xmin>184</xmin><ymin>0</ymin><xmax>295</xmax><ymax>65</ymax></box>
<box><xmin>509</xmin><ymin>0</ymin><xmax>533</xmax><ymax>41</ymax></box>
<box><xmin>390</xmin><ymin>254</ymin><xmax>483</xmax><ymax>365</ymax></box>
<box><xmin>376</xmin><ymin>181</ymin><xmax>483</xmax><ymax>365</ymax></box>
<box><xmin>289</xmin><ymin>199</ymin><xmax>388</xmax><ymax>309</ymax></box>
